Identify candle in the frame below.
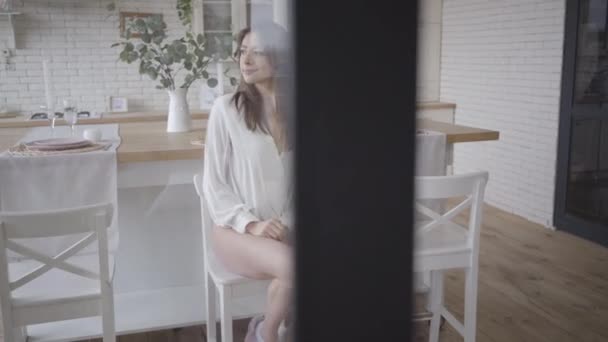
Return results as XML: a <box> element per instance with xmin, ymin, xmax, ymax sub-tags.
<box><xmin>42</xmin><ymin>60</ymin><xmax>53</xmax><ymax>115</ymax></box>
<box><xmin>216</xmin><ymin>60</ymin><xmax>224</xmax><ymax>96</ymax></box>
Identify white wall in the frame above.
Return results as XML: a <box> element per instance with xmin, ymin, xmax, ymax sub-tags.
<box><xmin>418</xmin><ymin>0</ymin><xmax>442</xmax><ymax>102</ymax></box>
<box><xmin>0</xmin><ymin>0</ymin><xmax>231</xmax><ymax>115</ymax></box>
<box><xmin>440</xmin><ymin>0</ymin><xmax>566</xmax><ymax>227</ymax></box>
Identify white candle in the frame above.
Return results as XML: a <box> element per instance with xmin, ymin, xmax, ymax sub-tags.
<box><xmin>42</xmin><ymin>60</ymin><xmax>53</xmax><ymax>115</ymax></box>
<box><xmin>216</xmin><ymin>61</ymin><xmax>224</xmax><ymax>96</ymax></box>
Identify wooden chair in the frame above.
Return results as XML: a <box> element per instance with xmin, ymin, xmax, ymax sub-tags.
<box><xmin>193</xmin><ymin>174</ymin><xmax>269</xmax><ymax>342</ymax></box>
<box><xmin>414</xmin><ymin>171</ymin><xmax>488</xmax><ymax>342</ymax></box>
<box><xmin>0</xmin><ymin>203</ymin><xmax>116</xmax><ymax>342</ymax></box>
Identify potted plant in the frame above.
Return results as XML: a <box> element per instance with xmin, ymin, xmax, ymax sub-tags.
<box><xmin>112</xmin><ymin>14</ymin><xmax>218</xmax><ymax>132</ymax></box>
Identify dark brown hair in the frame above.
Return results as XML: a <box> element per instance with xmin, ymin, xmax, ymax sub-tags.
<box><xmin>231</xmin><ymin>23</ymin><xmax>289</xmax><ymax>133</ymax></box>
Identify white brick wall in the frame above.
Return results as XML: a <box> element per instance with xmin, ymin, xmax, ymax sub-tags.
<box><xmin>0</xmin><ymin>0</ymin><xmax>234</xmax><ymax>115</ymax></box>
<box><xmin>440</xmin><ymin>0</ymin><xmax>566</xmax><ymax>227</ymax></box>
<box><xmin>418</xmin><ymin>0</ymin><xmax>442</xmax><ymax>102</ymax></box>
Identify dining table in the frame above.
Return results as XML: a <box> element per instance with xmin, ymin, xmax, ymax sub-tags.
<box><xmin>0</xmin><ymin>113</ymin><xmax>499</xmax><ymax>341</ymax></box>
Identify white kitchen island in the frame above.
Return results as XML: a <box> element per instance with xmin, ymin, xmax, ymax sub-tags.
<box><xmin>0</xmin><ymin>115</ymin><xmax>498</xmax><ymax>341</ymax></box>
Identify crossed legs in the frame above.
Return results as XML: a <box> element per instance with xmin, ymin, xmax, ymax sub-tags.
<box><xmin>212</xmin><ymin>226</ymin><xmax>293</xmax><ymax>342</ymax></box>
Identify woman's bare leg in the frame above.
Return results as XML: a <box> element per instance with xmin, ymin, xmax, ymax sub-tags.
<box><xmin>212</xmin><ymin>226</ymin><xmax>293</xmax><ymax>342</ymax></box>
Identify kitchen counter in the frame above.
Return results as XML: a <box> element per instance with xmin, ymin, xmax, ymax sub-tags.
<box><xmin>416</xmin><ymin>102</ymin><xmax>456</xmax><ymax>110</ymax></box>
<box><xmin>417</xmin><ymin>118</ymin><xmax>499</xmax><ymax>143</ymax></box>
<box><xmin>0</xmin><ymin>118</ymin><xmax>497</xmax><ymax>163</ymax></box>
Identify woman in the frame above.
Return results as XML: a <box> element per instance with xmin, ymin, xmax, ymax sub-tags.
<box><xmin>202</xmin><ymin>23</ymin><xmax>293</xmax><ymax>342</ymax></box>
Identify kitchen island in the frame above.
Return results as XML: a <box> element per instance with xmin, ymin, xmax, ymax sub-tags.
<box><xmin>0</xmin><ymin>116</ymin><xmax>498</xmax><ymax>341</ymax></box>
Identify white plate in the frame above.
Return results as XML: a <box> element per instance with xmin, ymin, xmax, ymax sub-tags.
<box><xmin>25</xmin><ymin>138</ymin><xmax>93</xmax><ymax>151</ymax></box>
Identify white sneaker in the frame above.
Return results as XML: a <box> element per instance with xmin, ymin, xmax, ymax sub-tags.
<box><xmin>245</xmin><ymin>315</ymin><xmax>265</xmax><ymax>342</ymax></box>
<box><xmin>255</xmin><ymin>319</ymin><xmax>265</xmax><ymax>341</ymax></box>
<box><xmin>278</xmin><ymin>320</ymin><xmax>292</xmax><ymax>342</ymax></box>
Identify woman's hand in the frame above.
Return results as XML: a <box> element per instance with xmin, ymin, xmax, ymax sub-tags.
<box><xmin>246</xmin><ymin>219</ymin><xmax>288</xmax><ymax>241</ymax></box>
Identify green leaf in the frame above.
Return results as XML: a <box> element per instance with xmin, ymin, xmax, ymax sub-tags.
<box><xmin>207</xmin><ymin>78</ymin><xmax>218</xmax><ymax>88</ymax></box>
<box><xmin>135</xmin><ymin>18</ymin><xmax>147</xmax><ymax>33</ymax></box>
<box><xmin>160</xmin><ymin>53</ymin><xmax>173</xmax><ymax>65</ymax></box>
<box><xmin>127</xmin><ymin>51</ymin><xmax>139</xmax><ymax>63</ymax></box>
<box><xmin>172</xmin><ymin>44</ymin><xmax>187</xmax><ymax>60</ymax></box>
<box><xmin>147</xmin><ymin>68</ymin><xmax>158</xmax><ymax>80</ymax></box>
<box><xmin>166</xmin><ymin>45</ymin><xmax>176</xmax><ymax>55</ymax></box>
<box><xmin>153</xmin><ymin>30</ymin><xmax>166</xmax><ymax>40</ymax></box>
<box><xmin>144</xmin><ymin>51</ymin><xmax>156</xmax><ymax>60</ymax></box>
<box><xmin>119</xmin><ymin>50</ymin><xmax>130</xmax><ymax>62</ymax></box>
<box><xmin>106</xmin><ymin>2</ymin><xmax>116</xmax><ymax>11</ymax></box>
<box><xmin>202</xmin><ymin>70</ymin><xmax>209</xmax><ymax>78</ymax></box>
<box><xmin>141</xmin><ymin>33</ymin><xmax>152</xmax><ymax>44</ymax></box>
<box><xmin>125</xmin><ymin>42</ymin><xmax>134</xmax><ymax>52</ymax></box>
<box><xmin>110</xmin><ymin>42</ymin><xmax>121</xmax><ymax>48</ymax></box>
<box><xmin>184</xmin><ymin>74</ymin><xmax>194</xmax><ymax>85</ymax></box>
<box><xmin>156</xmin><ymin>85</ymin><xmax>165</xmax><ymax>90</ymax></box>
<box><xmin>197</xmin><ymin>34</ymin><xmax>204</xmax><ymax>45</ymax></box>
<box><xmin>153</xmin><ymin>34</ymin><xmax>164</xmax><ymax>45</ymax></box>
<box><xmin>176</xmin><ymin>0</ymin><xmax>192</xmax><ymax>28</ymax></box>
<box><xmin>149</xmin><ymin>14</ymin><xmax>164</xmax><ymax>30</ymax></box>
<box><xmin>160</xmin><ymin>78</ymin><xmax>172</xmax><ymax>88</ymax></box>
<box><xmin>184</xmin><ymin>61</ymin><xmax>192</xmax><ymax>70</ymax></box>
<box><xmin>148</xmin><ymin>17</ymin><xmax>162</xmax><ymax>31</ymax></box>
<box><xmin>230</xmin><ymin>77</ymin><xmax>237</xmax><ymax>86</ymax></box>
<box><xmin>195</xmin><ymin>49</ymin><xmax>205</xmax><ymax>60</ymax></box>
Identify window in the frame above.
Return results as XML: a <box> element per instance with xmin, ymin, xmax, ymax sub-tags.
<box><xmin>192</xmin><ymin>0</ymin><xmax>276</xmax><ymax>59</ymax></box>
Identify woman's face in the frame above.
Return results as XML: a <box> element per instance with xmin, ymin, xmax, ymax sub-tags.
<box><xmin>239</xmin><ymin>32</ymin><xmax>274</xmax><ymax>85</ymax></box>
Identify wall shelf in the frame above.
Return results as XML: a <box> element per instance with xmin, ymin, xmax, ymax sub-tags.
<box><xmin>0</xmin><ymin>11</ymin><xmax>21</xmax><ymax>49</ymax></box>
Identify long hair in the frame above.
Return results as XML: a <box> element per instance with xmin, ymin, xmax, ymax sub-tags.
<box><xmin>231</xmin><ymin>23</ymin><xmax>289</xmax><ymax>133</ymax></box>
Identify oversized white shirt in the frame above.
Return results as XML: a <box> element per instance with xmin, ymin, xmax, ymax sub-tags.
<box><xmin>202</xmin><ymin>94</ymin><xmax>294</xmax><ymax>234</ymax></box>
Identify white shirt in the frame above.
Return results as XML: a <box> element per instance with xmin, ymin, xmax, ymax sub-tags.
<box><xmin>202</xmin><ymin>94</ymin><xmax>294</xmax><ymax>234</ymax></box>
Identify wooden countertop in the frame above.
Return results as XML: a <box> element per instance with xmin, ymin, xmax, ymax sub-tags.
<box><xmin>0</xmin><ymin>111</ymin><xmax>209</xmax><ymax>129</ymax></box>
<box><xmin>416</xmin><ymin>102</ymin><xmax>456</xmax><ymax>110</ymax></box>
<box><xmin>0</xmin><ymin>120</ymin><xmax>207</xmax><ymax>163</ymax></box>
<box><xmin>117</xmin><ymin>120</ymin><xmax>206</xmax><ymax>163</ymax></box>
<box><xmin>417</xmin><ymin>119</ymin><xmax>499</xmax><ymax>143</ymax></box>
<box><xmin>0</xmin><ymin>118</ymin><xmax>498</xmax><ymax>163</ymax></box>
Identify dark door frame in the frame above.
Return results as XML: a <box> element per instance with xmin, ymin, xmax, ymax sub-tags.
<box><xmin>555</xmin><ymin>0</ymin><xmax>608</xmax><ymax>246</ymax></box>
<box><xmin>294</xmin><ymin>0</ymin><xmax>416</xmax><ymax>341</ymax></box>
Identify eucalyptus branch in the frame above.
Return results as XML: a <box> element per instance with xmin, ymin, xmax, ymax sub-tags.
<box><xmin>112</xmin><ymin>15</ymin><xmax>218</xmax><ymax>91</ymax></box>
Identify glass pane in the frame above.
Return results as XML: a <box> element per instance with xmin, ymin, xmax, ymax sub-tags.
<box><xmin>204</xmin><ymin>32</ymin><xmax>234</xmax><ymax>58</ymax></box>
<box><xmin>574</xmin><ymin>0</ymin><xmax>608</xmax><ymax>105</ymax></box>
<box><xmin>203</xmin><ymin>3</ymin><xmax>231</xmax><ymax>31</ymax></box>
<box><xmin>247</xmin><ymin>3</ymin><xmax>274</xmax><ymax>27</ymax></box>
<box><xmin>566</xmin><ymin>118</ymin><xmax>608</xmax><ymax>223</ymax></box>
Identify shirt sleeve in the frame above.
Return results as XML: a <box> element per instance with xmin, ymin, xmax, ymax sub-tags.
<box><xmin>279</xmin><ymin>186</ymin><xmax>295</xmax><ymax>230</ymax></box>
<box><xmin>202</xmin><ymin>98</ymin><xmax>259</xmax><ymax>234</ymax></box>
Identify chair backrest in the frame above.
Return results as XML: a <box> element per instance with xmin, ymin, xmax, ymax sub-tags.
<box><xmin>193</xmin><ymin>174</ymin><xmax>213</xmax><ymax>267</ymax></box>
<box><xmin>0</xmin><ymin>202</ymin><xmax>114</xmax><ymax>294</ymax></box>
<box><xmin>414</xmin><ymin>171</ymin><xmax>488</xmax><ymax>249</ymax></box>
<box><xmin>0</xmin><ymin>203</ymin><xmax>113</xmax><ymax>239</ymax></box>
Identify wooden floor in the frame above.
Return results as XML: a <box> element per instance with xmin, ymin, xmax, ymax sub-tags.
<box><xmin>2</xmin><ymin>204</ymin><xmax>607</xmax><ymax>342</ymax></box>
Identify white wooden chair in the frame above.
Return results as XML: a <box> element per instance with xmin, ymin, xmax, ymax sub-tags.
<box><xmin>0</xmin><ymin>203</ymin><xmax>116</xmax><ymax>342</ymax></box>
<box><xmin>414</xmin><ymin>171</ymin><xmax>488</xmax><ymax>342</ymax></box>
<box><xmin>193</xmin><ymin>174</ymin><xmax>269</xmax><ymax>342</ymax></box>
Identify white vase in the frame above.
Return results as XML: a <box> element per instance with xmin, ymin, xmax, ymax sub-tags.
<box><xmin>167</xmin><ymin>88</ymin><xmax>191</xmax><ymax>133</ymax></box>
